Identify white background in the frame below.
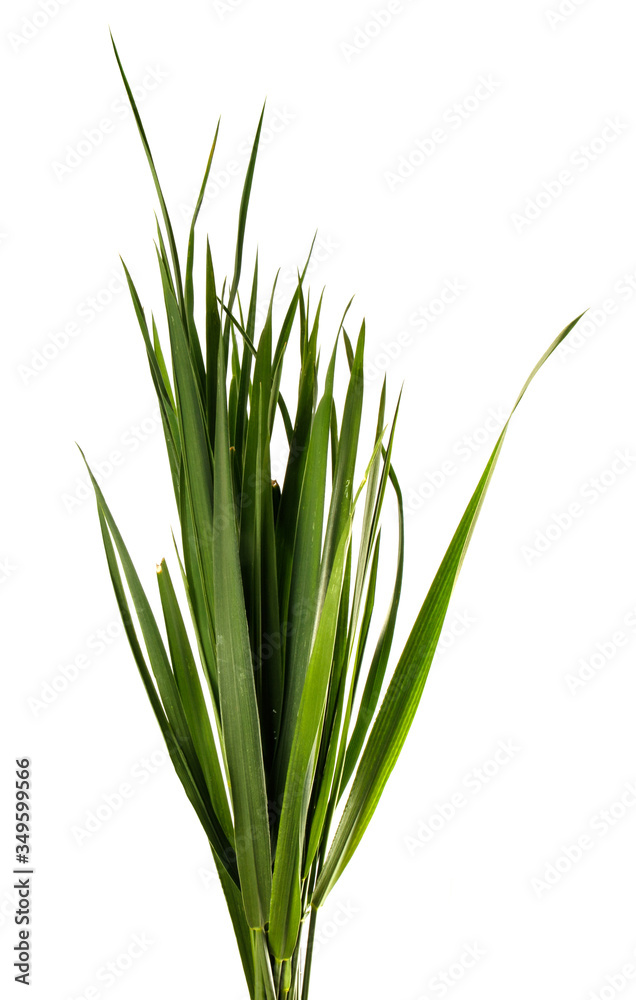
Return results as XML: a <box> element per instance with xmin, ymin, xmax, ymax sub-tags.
<box><xmin>2</xmin><ymin>1</ymin><xmax>636</xmax><ymax>998</ymax></box>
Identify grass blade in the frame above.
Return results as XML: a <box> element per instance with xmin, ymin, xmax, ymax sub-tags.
<box><xmin>80</xmin><ymin>450</ymin><xmax>236</xmax><ymax>880</ymax></box>
<box><xmin>268</xmin><ymin>518</ymin><xmax>352</xmax><ymax>961</ymax></box>
<box><xmin>157</xmin><ymin>558</ymin><xmax>233</xmax><ymax>839</ymax></box>
<box><xmin>213</xmin><ymin>335</ymin><xmax>273</xmax><ymax>930</ymax></box>
<box><xmin>312</xmin><ymin>312</ymin><xmax>586</xmax><ymax>907</ymax></box>
<box><xmin>111</xmin><ymin>33</ymin><xmax>185</xmax><ymax>316</ymax></box>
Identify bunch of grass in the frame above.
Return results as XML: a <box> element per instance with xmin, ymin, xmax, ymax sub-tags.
<box><xmin>82</xmin><ymin>36</ymin><xmax>583</xmax><ymax>1000</ymax></box>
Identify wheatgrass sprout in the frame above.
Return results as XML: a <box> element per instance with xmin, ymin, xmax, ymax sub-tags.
<box><xmin>82</xmin><ymin>34</ymin><xmax>585</xmax><ymax>1000</ymax></box>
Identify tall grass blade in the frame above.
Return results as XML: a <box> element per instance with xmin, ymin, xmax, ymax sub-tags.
<box><xmin>213</xmin><ymin>335</ymin><xmax>273</xmax><ymax>930</ymax></box>
<box><xmin>312</xmin><ymin>313</ymin><xmax>586</xmax><ymax>907</ymax></box>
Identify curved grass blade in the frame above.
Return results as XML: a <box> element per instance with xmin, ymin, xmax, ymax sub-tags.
<box><xmin>312</xmin><ymin>312</ymin><xmax>586</xmax><ymax>907</ymax></box>
<box><xmin>341</xmin><ymin>466</ymin><xmax>404</xmax><ymax>792</ymax></box>
<box><xmin>158</xmin><ymin>254</ymin><xmax>219</xmax><ymax>690</ymax></box>
<box><xmin>111</xmin><ymin>33</ymin><xmax>185</xmax><ymax>317</ymax></box>
<box><xmin>157</xmin><ymin>558</ymin><xmax>233</xmax><ymax>840</ymax></box>
<box><xmin>79</xmin><ymin>449</ymin><xmax>236</xmax><ymax>881</ymax></box>
<box><xmin>119</xmin><ymin>260</ymin><xmax>182</xmax><ymax>504</ymax></box>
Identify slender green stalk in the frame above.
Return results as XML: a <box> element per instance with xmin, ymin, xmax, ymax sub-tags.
<box><xmin>82</xmin><ymin>34</ymin><xmax>587</xmax><ymax>1000</ymax></box>
<box><xmin>300</xmin><ymin>906</ymin><xmax>318</xmax><ymax>1000</ymax></box>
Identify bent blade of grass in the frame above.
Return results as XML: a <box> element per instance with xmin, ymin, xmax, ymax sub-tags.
<box><xmin>312</xmin><ymin>312</ymin><xmax>585</xmax><ymax>908</ymax></box>
<box><xmin>307</xmin><ymin>422</ymin><xmax>394</xmax><ymax>864</ymax></box>
<box><xmin>341</xmin><ymin>465</ymin><xmax>404</xmax><ymax>792</ymax></box>
<box><xmin>119</xmin><ymin>264</ymin><xmax>183</xmax><ymax>507</ymax></box>
<box><xmin>158</xmin><ymin>252</ymin><xmax>222</xmax><ymax>711</ymax></box>
<box><xmin>350</xmin><ymin>378</ymin><xmax>386</xmax><ymax>609</ymax></box>
<box><xmin>80</xmin><ymin>451</ymin><xmax>237</xmax><ymax>881</ymax></box>
<box><xmin>329</xmin><ymin>401</ymin><xmax>403</xmax><ymax>806</ymax></box>
<box><xmin>157</xmin><ymin>558</ymin><xmax>233</xmax><ymax>841</ymax></box>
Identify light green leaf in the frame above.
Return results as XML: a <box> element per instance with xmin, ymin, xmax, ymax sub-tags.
<box><xmin>268</xmin><ymin>518</ymin><xmax>352</xmax><ymax>961</ymax></box>
<box><xmin>312</xmin><ymin>313</ymin><xmax>585</xmax><ymax>907</ymax></box>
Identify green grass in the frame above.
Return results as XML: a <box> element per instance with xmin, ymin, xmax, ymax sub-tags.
<box><xmin>83</xmin><ymin>33</ymin><xmax>585</xmax><ymax>1000</ymax></box>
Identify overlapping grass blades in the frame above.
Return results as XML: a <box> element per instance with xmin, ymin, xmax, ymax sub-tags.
<box><xmin>83</xmin><ymin>36</ymin><xmax>585</xmax><ymax>1000</ymax></box>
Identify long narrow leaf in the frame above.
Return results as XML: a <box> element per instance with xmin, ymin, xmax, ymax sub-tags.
<box><xmin>213</xmin><ymin>336</ymin><xmax>273</xmax><ymax>930</ymax></box>
<box><xmin>312</xmin><ymin>313</ymin><xmax>585</xmax><ymax>907</ymax></box>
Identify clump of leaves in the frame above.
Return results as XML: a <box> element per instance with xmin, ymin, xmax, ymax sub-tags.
<box><xmin>82</xmin><ymin>35</ymin><xmax>584</xmax><ymax>1000</ymax></box>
